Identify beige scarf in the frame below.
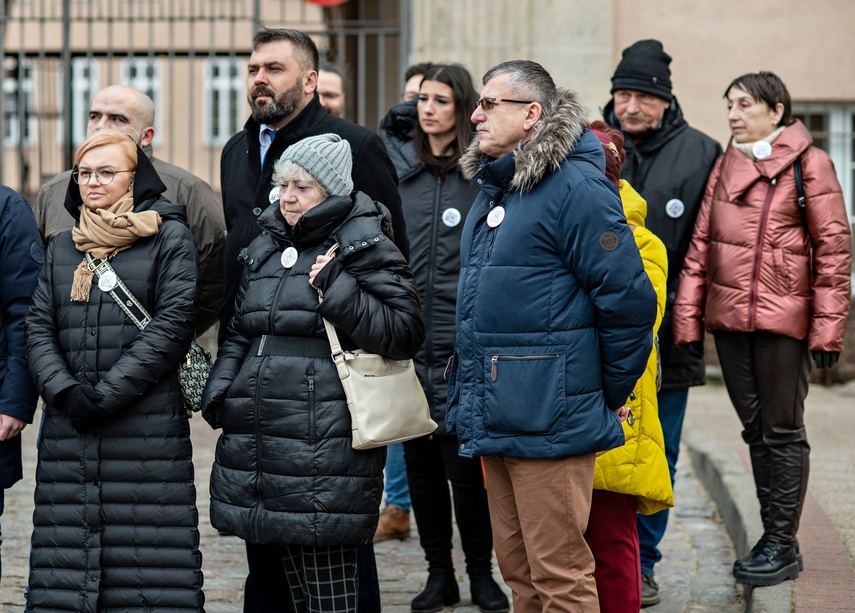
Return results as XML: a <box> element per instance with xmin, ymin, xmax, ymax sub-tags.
<box><xmin>70</xmin><ymin>192</ymin><xmax>162</xmax><ymax>302</ymax></box>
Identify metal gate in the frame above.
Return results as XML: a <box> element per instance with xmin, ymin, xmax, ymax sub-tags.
<box><xmin>1</xmin><ymin>0</ymin><xmax>405</xmax><ymax>200</ymax></box>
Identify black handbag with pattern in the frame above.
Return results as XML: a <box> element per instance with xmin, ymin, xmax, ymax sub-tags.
<box><xmin>85</xmin><ymin>254</ymin><xmax>212</xmax><ymax>412</ymax></box>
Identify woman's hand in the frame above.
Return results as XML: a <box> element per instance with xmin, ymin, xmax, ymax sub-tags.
<box><xmin>615</xmin><ymin>406</ymin><xmax>630</xmax><ymax>422</ymax></box>
<box><xmin>309</xmin><ymin>253</ymin><xmax>335</xmax><ymax>289</ymax></box>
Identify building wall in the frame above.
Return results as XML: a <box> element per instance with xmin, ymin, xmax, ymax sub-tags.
<box><xmin>409</xmin><ymin>0</ymin><xmax>855</xmax><ymax>145</ymax></box>
<box><xmin>613</xmin><ymin>0</ymin><xmax>855</xmax><ymax>146</ymax></box>
<box><xmin>407</xmin><ymin>0</ymin><xmax>615</xmax><ymax>121</ymax></box>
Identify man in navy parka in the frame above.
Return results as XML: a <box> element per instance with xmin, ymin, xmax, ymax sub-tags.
<box><xmin>448</xmin><ymin>60</ymin><xmax>657</xmax><ymax>611</ymax></box>
<box><xmin>0</xmin><ymin>185</ymin><xmax>42</xmax><ymax>580</ymax></box>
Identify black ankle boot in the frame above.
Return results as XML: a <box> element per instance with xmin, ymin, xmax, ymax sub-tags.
<box><xmin>411</xmin><ymin>572</ymin><xmax>460</xmax><ymax>613</ymax></box>
<box><xmin>734</xmin><ymin>539</ymin><xmax>799</xmax><ymax>587</ymax></box>
<box><xmin>470</xmin><ymin>574</ymin><xmax>509</xmax><ymax>613</ymax></box>
<box><xmin>734</xmin><ymin>536</ymin><xmax>804</xmax><ymax>575</ymax></box>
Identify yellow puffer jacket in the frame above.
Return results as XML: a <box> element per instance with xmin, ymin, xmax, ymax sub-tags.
<box><xmin>593</xmin><ymin>180</ymin><xmax>674</xmax><ymax>515</ymax></box>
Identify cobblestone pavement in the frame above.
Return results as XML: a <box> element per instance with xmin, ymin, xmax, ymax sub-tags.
<box><xmin>0</xmin><ymin>416</ymin><xmax>742</xmax><ymax>612</ymax></box>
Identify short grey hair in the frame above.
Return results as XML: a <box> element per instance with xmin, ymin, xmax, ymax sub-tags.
<box><xmin>271</xmin><ymin>159</ymin><xmax>329</xmax><ymax>199</ymax></box>
<box><xmin>482</xmin><ymin>60</ymin><xmax>558</xmax><ymax>115</ymax></box>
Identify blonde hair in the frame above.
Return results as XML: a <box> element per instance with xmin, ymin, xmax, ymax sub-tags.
<box><xmin>75</xmin><ymin>128</ymin><xmax>138</xmax><ymax>169</ymax></box>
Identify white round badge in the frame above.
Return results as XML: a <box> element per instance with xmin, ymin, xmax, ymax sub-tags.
<box><xmin>752</xmin><ymin>140</ymin><xmax>772</xmax><ymax>159</ymax></box>
<box><xmin>442</xmin><ymin>207</ymin><xmax>462</xmax><ymax>228</ymax></box>
<box><xmin>280</xmin><ymin>247</ymin><xmax>299</xmax><ymax>269</ymax></box>
<box><xmin>269</xmin><ymin>185</ymin><xmax>280</xmax><ymax>204</ymax></box>
<box><xmin>665</xmin><ymin>198</ymin><xmax>686</xmax><ymax>219</ymax></box>
<box><xmin>487</xmin><ymin>206</ymin><xmax>505</xmax><ymax>228</ymax></box>
<box><xmin>98</xmin><ymin>271</ymin><xmax>118</xmax><ymax>292</ymax></box>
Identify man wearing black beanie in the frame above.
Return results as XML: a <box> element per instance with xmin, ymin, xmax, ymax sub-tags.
<box><xmin>603</xmin><ymin>39</ymin><xmax>722</xmax><ymax>608</ymax></box>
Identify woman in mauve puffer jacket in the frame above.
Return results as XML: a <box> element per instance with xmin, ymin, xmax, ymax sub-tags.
<box><xmin>673</xmin><ymin>72</ymin><xmax>850</xmax><ymax>589</ymax></box>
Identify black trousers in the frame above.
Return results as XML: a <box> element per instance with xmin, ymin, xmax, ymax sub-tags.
<box><xmin>243</xmin><ymin>541</ymin><xmax>381</xmax><ymax>612</ymax></box>
<box><xmin>403</xmin><ymin>434</ymin><xmax>494</xmax><ymax>577</ymax></box>
<box><xmin>714</xmin><ymin>330</ymin><xmax>811</xmax><ymax>544</ymax></box>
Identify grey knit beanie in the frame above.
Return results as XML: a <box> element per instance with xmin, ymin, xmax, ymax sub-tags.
<box><xmin>279</xmin><ymin>133</ymin><xmax>354</xmax><ymax>197</ymax></box>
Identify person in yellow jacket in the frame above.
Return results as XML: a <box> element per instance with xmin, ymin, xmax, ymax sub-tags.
<box><xmin>584</xmin><ymin>121</ymin><xmax>674</xmax><ymax>613</ymax></box>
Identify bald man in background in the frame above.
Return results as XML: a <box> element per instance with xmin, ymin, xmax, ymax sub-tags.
<box><xmin>32</xmin><ymin>85</ymin><xmax>226</xmax><ymax>336</ymax></box>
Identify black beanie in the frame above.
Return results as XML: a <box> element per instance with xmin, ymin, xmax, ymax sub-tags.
<box><xmin>610</xmin><ymin>39</ymin><xmax>672</xmax><ymax>102</ymax></box>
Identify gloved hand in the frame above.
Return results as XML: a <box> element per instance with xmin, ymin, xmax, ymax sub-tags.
<box><xmin>811</xmin><ymin>351</ymin><xmax>840</xmax><ymax>369</ymax></box>
<box><xmin>64</xmin><ymin>385</ymin><xmax>106</xmax><ymax>433</ymax></box>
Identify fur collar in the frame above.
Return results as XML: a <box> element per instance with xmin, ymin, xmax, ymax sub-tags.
<box><xmin>459</xmin><ymin>88</ymin><xmax>588</xmax><ymax>193</ymax></box>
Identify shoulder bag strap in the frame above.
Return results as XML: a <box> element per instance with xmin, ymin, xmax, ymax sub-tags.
<box><xmin>793</xmin><ymin>154</ymin><xmax>806</xmax><ymax>208</ymax></box>
<box><xmin>316</xmin><ymin>243</ymin><xmax>344</xmax><ymax>358</ymax></box>
<box><xmin>85</xmin><ymin>253</ymin><xmax>152</xmax><ymax>329</ymax></box>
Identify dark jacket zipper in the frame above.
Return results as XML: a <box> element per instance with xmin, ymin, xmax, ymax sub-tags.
<box><xmin>307</xmin><ymin>375</ymin><xmax>316</xmax><ymax>444</ymax></box>
<box><xmin>490</xmin><ymin>354</ymin><xmax>560</xmax><ymax>381</ymax></box>
<box><xmin>253</xmin><ymin>355</ymin><xmax>268</xmax><ymax>537</ymax></box>
<box><xmin>424</xmin><ymin>175</ymin><xmax>443</xmax><ymax>404</ymax></box>
<box><xmin>748</xmin><ymin>178</ymin><xmax>777</xmax><ymax>330</ymax></box>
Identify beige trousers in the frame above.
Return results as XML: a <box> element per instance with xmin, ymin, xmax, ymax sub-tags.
<box><xmin>482</xmin><ymin>454</ymin><xmax>599</xmax><ymax>613</ymax></box>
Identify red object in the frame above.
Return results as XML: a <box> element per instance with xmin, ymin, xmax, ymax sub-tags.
<box><xmin>584</xmin><ymin>490</ymin><xmax>642</xmax><ymax>613</ymax></box>
<box><xmin>304</xmin><ymin>0</ymin><xmax>349</xmax><ymax>6</ymax></box>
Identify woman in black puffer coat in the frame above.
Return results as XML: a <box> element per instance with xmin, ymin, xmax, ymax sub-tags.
<box><xmin>201</xmin><ymin>133</ymin><xmax>424</xmax><ymax>612</ymax></box>
<box><xmin>25</xmin><ymin>129</ymin><xmax>203</xmax><ymax>612</ymax></box>
<box><xmin>380</xmin><ymin>64</ymin><xmax>508</xmax><ymax>613</ymax></box>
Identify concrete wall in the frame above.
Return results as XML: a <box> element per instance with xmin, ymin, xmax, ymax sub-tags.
<box><xmin>613</xmin><ymin>0</ymin><xmax>855</xmax><ymax>146</ymax></box>
<box><xmin>408</xmin><ymin>0</ymin><xmax>616</xmax><ymax>122</ymax></box>
<box><xmin>409</xmin><ymin>0</ymin><xmax>855</xmax><ymax>148</ymax></box>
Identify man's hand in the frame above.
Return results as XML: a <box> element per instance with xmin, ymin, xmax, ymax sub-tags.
<box><xmin>615</xmin><ymin>406</ymin><xmax>630</xmax><ymax>422</ymax></box>
<box><xmin>0</xmin><ymin>414</ymin><xmax>27</xmax><ymax>441</ymax></box>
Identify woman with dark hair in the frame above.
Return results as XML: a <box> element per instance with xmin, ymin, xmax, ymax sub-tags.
<box><xmin>674</xmin><ymin>71</ymin><xmax>851</xmax><ymax>587</ymax></box>
<box><xmin>382</xmin><ymin>63</ymin><xmax>509</xmax><ymax>613</ymax></box>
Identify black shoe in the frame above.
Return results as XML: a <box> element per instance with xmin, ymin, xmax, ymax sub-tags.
<box><xmin>641</xmin><ymin>573</ymin><xmax>660</xmax><ymax>607</ymax></box>
<box><xmin>734</xmin><ymin>537</ymin><xmax>804</xmax><ymax>575</ymax></box>
<box><xmin>411</xmin><ymin>572</ymin><xmax>460</xmax><ymax>613</ymax></box>
<box><xmin>470</xmin><ymin>575</ymin><xmax>509</xmax><ymax>613</ymax></box>
<box><xmin>733</xmin><ymin>539</ymin><xmax>799</xmax><ymax>587</ymax></box>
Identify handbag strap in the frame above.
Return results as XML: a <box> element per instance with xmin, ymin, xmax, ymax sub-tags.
<box><xmin>316</xmin><ymin>243</ymin><xmax>348</xmax><ymax>366</ymax></box>
<box><xmin>85</xmin><ymin>253</ymin><xmax>152</xmax><ymax>329</ymax></box>
<box><xmin>793</xmin><ymin>155</ymin><xmax>806</xmax><ymax>208</ymax></box>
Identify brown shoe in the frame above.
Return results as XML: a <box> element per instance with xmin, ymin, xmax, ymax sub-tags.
<box><xmin>374</xmin><ymin>504</ymin><xmax>410</xmax><ymax>542</ymax></box>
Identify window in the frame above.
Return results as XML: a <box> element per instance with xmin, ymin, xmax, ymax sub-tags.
<box><xmin>121</xmin><ymin>57</ymin><xmax>162</xmax><ymax>145</ymax></box>
<box><xmin>3</xmin><ymin>58</ymin><xmax>36</xmax><ymax>148</ymax></box>
<box><xmin>204</xmin><ymin>57</ymin><xmax>244</xmax><ymax>147</ymax></box>
<box><xmin>793</xmin><ymin>103</ymin><xmax>855</xmax><ymax>219</ymax></box>
<box><xmin>58</xmin><ymin>58</ymin><xmax>100</xmax><ymax>146</ymax></box>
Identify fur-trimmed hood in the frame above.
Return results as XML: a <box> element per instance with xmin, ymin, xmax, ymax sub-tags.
<box><xmin>459</xmin><ymin>88</ymin><xmax>590</xmax><ymax>193</ymax></box>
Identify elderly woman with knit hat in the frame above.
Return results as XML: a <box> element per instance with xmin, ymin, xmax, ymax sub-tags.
<box><xmin>582</xmin><ymin>121</ymin><xmax>673</xmax><ymax>613</ymax></box>
<box><xmin>25</xmin><ymin>128</ymin><xmax>204</xmax><ymax>610</ymax></box>
<box><xmin>202</xmin><ymin>133</ymin><xmax>425</xmax><ymax>612</ymax></box>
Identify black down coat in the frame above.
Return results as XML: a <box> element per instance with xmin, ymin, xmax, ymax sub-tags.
<box><xmin>603</xmin><ymin>96</ymin><xmax>722</xmax><ymax>390</ymax></box>
<box><xmin>201</xmin><ymin>192</ymin><xmax>425</xmax><ymax>547</ymax></box>
<box><xmin>24</xmin><ymin>151</ymin><xmax>203</xmax><ymax>612</ymax></box>
<box><xmin>380</xmin><ymin>111</ymin><xmax>478</xmax><ymax>434</ymax></box>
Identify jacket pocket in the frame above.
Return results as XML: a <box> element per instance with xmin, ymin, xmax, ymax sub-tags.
<box><xmin>484</xmin><ymin>351</ymin><xmax>564</xmax><ymax>434</ymax></box>
<box><xmin>772</xmin><ymin>248</ymin><xmax>793</xmax><ymax>294</ymax></box>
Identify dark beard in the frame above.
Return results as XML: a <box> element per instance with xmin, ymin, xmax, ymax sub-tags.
<box><xmin>249</xmin><ymin>80</ymin><xmax>304</xmax><ymax>125</ymax></box>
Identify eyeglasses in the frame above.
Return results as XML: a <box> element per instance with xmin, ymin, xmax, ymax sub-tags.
<box><xmin>73</xmin><ymin>169</ymin><xmax>133</xmax><ymax>185</ymax></box>
<box><xmin>476</xmin><ymin>97</ymin><xmax>534</xmax><ymax>112</ymax></box>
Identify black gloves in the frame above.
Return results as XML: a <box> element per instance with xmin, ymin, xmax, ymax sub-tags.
<box><xmin>63</xmin><ymin>384</ymin><xmax>107</xmax><ymax>433</ymax></box>
<box><xmin>811</xmin><ymin>351</ymin><xmax>840</xmax><ymax>369</ymax></box>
